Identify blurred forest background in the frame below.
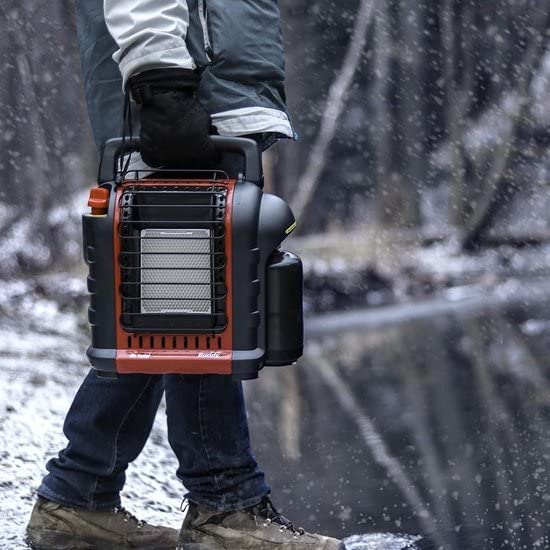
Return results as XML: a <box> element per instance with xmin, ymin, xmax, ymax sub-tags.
<box><xmin>3</xmin><ymin>1</ymin><xmax>550</xmax><ymax>549</ymax></box>
<box><xmin>2</xmin><ymin>0</ymin><xmax>550</xmax><ymax>273</ymax></box>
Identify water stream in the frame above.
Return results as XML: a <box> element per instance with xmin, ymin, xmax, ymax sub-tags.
<box><xmin>247</xmin><ymin>301</ymin><xmax>550</xmax><ymax>549</ymax></box>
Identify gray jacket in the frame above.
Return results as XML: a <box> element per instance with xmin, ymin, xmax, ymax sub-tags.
<box><xmin>80</xmin><ymin>0</ymin><xmax>293</xmax><ymax>147</ymax></box>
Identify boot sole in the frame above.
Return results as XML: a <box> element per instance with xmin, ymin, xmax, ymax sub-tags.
<box><xmin>177</xmin><ymin>543</ymin><xmax>346</xmax><ymax>550</ymax></box>
<box><xmin>177</xmin><ymin>533</ymin><xmax>346</xmax><ymax>550</ymax></box>
<box><xmin>177</xmin><ymin>531</ymin><xmax>225</xmax><ymax>550</ymax></box>
<box><xmin>177</xmin><ymin>545</ymin><xmax>221</xmax><ymax>550</ymax></box>
<box><xmin>26</xmin><ymin>529</ymin><xmax>176</xmax><ymax>550</ymax></box>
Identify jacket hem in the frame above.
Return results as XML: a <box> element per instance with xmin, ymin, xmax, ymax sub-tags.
<box><xmin>211</xmin><ymin>107</ymin><xmax>294</xmax><ymax>139</ymax></box>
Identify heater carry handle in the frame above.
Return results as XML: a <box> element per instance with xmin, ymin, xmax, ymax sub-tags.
<box><xmin>98</xmin><ymin>136</ymin><xmax>263</xmax><ymax>187</ymax></box>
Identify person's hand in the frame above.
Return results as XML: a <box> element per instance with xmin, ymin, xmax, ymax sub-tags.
<box><xmin>128</xmin><ymin>68</ymin><xmax>218</xmax><ymax>168</ymax></box>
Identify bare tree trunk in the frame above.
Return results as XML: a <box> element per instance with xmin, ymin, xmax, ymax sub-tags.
<box><xmin>276</xmin><ymin>0</ymin><xmax>309</xmax><ymax>201</ymax></box>
<box><xmin>442</xmin><ymin>0</ymin><xmax>473</xmax><ymax>227</ymax></box>
<box><xmin>290</xmin><ymin>0</ymin><xmax>378</xmax><ymax>222</ymax></box>
<box><xmin>460</xmin><ymin>5</ymin><xmax>549</xmax><ymax>250</ymax></box>
<box><xmin>372</xmin><ymin>1</ymin><xmax>394</xmax><ymax>226</ymax></box>
<box><xmin>0</xmin><ymin>0</ymin><xmax>95</xmax><ymax>275</ymax></box>
<box><xmin>391</xmin><ymin>0</ymin><xmax>423</xmax><ymax>228</ymax></box>
<box><xmin>374</xmin><ymin>0</ymin><xmax>424</xmax><ymax>228</ymax></box>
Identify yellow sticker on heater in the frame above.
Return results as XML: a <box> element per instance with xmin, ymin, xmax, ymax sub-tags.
<box><xmin>285</xmin><ymin>221</ymin><xmax>297</xmax><ymax>235</ymax></box>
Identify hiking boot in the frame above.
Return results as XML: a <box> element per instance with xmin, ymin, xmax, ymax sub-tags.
<box><xmin>177</xmin><ymin>496</ymin><xmax>344</xmax><ymax>549</ymax></box>
<box><xmin>25</xmin><ymin>497</ymin><xmax>178</xmax><ymax>549</ymax></box>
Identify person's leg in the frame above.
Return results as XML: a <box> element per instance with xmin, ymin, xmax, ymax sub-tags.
<box><xmin>27</xmin><ymin>372</ymin><xmax>180</xmax><ymax>550</ymax></box>
<box><xmin>38</xmin><ymin>370</ymin><xmax>164</xmax><ymax>509</ymax></box>
<box><xmin>164</xmin><ymin>378</ymin><xmax>343</xmax><ymax>550</ymax></box>
<box><xmin>164</xmin><ymin>374</ymin><xmax>270</xmax><ymax>512</ymax></box>
<box><xmin>32</xmin><ymin>0</ymin><xmax>166</xmax><ymax>512</ymax></box>
<box><xmin>26</xmin><ymin>6</ymin><xmax>180</xmax><ymax>546</ymax></box>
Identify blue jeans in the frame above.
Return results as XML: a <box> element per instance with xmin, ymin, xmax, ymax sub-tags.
<box><xmin>38</xmin><ymin>0</ymin><xmax>269</xmax><ymax>513</ymax></box>
<box><xmin>39</xmin><ymin>373</ymin><xmax>268</xmax><ymax>511</ymax></box>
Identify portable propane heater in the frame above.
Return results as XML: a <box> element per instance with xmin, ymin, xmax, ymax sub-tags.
<box><xmin>83</xmin><ymin>136</ymin><xmax>303</xmax><ymax>380</ymax></box>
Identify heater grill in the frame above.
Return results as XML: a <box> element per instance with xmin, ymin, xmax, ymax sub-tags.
<box><xmin>118</xmin><ymin>183</ymin><xmax>228</xmax><ymax>333</ymax></box>
<box><xmin>140</xmin><ymin>228</ymin><xmax>212</xmax><ymax>314</ymax></box>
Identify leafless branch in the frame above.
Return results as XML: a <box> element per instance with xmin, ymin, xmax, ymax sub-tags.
<box><xmin>290</xmin><ymin>0</ymin><xmax>378</xmax><ymax>222</ymax></box>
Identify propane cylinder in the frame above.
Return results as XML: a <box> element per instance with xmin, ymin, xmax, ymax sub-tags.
<box><xmin>264</xmin><ymin>250</ymin><xmax>304</xmax><ymax>366</ymax></box>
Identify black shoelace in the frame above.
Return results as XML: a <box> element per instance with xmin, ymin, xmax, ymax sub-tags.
<box><xmin>251</xmin><ymin>497</ymin><xmax>306</xmax><ymax>539</ymax></box>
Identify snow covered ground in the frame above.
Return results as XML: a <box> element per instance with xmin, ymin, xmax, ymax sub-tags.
<box><xmin>0</xmin><ymin>275</ymin><xmax>183</xmax><ymax>547</ymax></box>
<box><xmin>0</xmin><ymin>275</ymin><xmax>421</xmax><ymax>549</ymax></box>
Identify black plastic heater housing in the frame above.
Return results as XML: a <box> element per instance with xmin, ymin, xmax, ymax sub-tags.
<box><xmin>83</xmin><ymin>136</ymin><xmax>303</xmax><ymax>380</ymax></box>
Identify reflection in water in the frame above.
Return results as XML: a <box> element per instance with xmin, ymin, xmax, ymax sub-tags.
<box><xmin>247</xmin><ymin>308</ymin><xmax>550</xmax><ymax>549</ymax></box>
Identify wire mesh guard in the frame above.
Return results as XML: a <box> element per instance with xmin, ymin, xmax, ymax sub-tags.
<box><xmin>140</xmin><ymin>228</ymin><xmax>212</xmax><ymax>314</ymax></box>
<box><xmin>118</xmin><ymin>184</ymin><xmax>228</xmax><ymax>333</ymax></box>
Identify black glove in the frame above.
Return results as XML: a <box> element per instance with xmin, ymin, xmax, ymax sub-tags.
<box><xmin>128</xmin><ymin>68</ymin><xmax>218</xmax><ymax>168</ymax></box>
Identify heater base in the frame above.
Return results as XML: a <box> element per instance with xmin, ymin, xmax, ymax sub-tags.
<box><xmin>86</xmin><ymin>346</ymin><xmax>264</xmax><ymax>380</ymax></box>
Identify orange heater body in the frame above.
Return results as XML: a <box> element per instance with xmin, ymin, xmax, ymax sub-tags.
<box><xmin>83</xmin><ymin>137</ymin><xmax>303</xmax><ymax>380</ymax></box>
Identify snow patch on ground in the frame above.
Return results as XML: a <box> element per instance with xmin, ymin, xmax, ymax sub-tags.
<box><xmin>345</xmin><ymin>533</ymin><xmax>421</xmax><ymax>549</ymax></box>
<box><xmin>0</xmin><ymin>341</ymin><xmax>184</xmax><ymax>549</ymax></box>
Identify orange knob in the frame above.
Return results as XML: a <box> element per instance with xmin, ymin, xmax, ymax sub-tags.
<box><xmin>88</xmin><ymin>187</ymin><xmax>110</xmax><ymax>215</ymax></box>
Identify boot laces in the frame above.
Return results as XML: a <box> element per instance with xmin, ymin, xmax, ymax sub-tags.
<box><xmin>180</xmin><ymin>496</ymin><xmax>190</xmax><ymax>514</ymax></box>
<box><xmin>113</xmin><ymin>506</ymin><xmax>146</xmax><ymax>529</ymax></box>
<box><xmin>253</xmin><ymin>497</ymin><xmax>305</xmax><ymax>538</ymax></box>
